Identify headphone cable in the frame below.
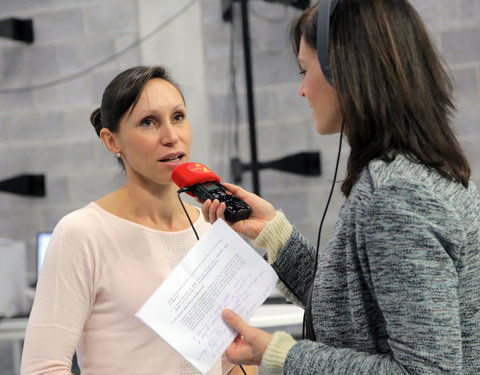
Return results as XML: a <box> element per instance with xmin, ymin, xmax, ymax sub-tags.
<box><xmin>303</xmin><ymin>123</ymin><xmax>344</xmax><ymax>339</ymax></box>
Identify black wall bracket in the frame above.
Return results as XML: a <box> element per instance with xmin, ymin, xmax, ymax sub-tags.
<box><xmin>0</xmin><ymin>18</ymin><xmax>34</xmax><ymax>44</ymax></box>
<box><xmin>231</xmin><ymin>151</ymin><xmax>321</xmax><ymax>184</ymax></box>
<box><xmin>0</xmin><ymin>174</ymin><xmax>45</xmax><ymax>197</ymax></box>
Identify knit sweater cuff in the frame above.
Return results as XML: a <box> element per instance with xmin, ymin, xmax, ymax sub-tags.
<box><xmin>260</xmin><ymin>331</ymin><xmax>296</xmax><ymax>375</ymax></box>
<box><xmin>253</xmin><ymin>211</ymin><xmax>293</xmax><ymax>263</ymax></box>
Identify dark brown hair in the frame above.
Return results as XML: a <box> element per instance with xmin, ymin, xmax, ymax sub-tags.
<box><xmin>290</xmin><ymin>0</ymin><xmax>471</xmax><ymax>196</ymax></box>
<box><xmin>90</xmin><ymin>65</ymin><xmax>184</xmax><ymax>137</ymax></box>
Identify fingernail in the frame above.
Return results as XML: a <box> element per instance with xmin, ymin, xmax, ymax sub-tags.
<box><xmin>222</xmin><ymin>309</ymin><xmax>232</xmax><ymax>319</ymax></box>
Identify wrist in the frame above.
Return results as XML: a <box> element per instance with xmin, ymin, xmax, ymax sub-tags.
<box><xmin>260</xmin><ymin>331</ymin><xmax>296</xmax><ymax>375</ymax></box>
<box><xmin>253</xmin><ymin>211</ymin><xmax>293</xmax><ymax>262</ymax></box>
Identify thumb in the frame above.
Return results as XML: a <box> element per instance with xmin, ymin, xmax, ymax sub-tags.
<box><xmin>222</xmin><ymin>309</ymin><xmax>249</xmax><ymax>334</ymax></box>
<box><xmin>222</xmin><ymin>183</ymin><xmax>249</xmax><ymax>199</ymax></box>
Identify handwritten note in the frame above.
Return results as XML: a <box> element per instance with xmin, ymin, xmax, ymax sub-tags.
<box><xmin>135</xmin><ymin>219</ymin><xmax>278</xmax><ymax>374</ymax></box>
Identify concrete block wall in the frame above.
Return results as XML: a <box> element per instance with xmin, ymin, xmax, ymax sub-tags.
<box><xmin>201</xmin><ymin>0</ymin><xmax>480</xmax><ymax>247</ymax></box>
<box><xmin>0</xmin><ymin>0</ymin><xmax>142</xmax><ymax>283</ymax></box>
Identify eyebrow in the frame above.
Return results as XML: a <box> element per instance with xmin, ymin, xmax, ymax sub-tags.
<box><xmin>136</xmin><ymin>104</ymin><xmax>185</xmax><ymax>117</ymax></box>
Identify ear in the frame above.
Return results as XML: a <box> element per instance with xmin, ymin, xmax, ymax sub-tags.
<box><xmin>100</xmin><ymin>128</ymin><xmax>121</xmax><ymax>155</ymax></box>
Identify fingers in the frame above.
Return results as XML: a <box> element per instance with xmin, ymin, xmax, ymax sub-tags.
<box><xmin>201</xmin><ymin>199</ymin><xmax>226</xmax><ymax>224</ymax></box>
<box><xmin>222</xmin><ymin>309</ymin><xmax>271</xmax><ymax>366</ymax></box>
<box><xmin>223</xmin><ymin>183</ymin><xmax>251</xmax><ymax>200</ymax></box>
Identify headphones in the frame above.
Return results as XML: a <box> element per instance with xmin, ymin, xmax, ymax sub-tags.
<box><xmin>316</xmin><ymin>0</ymin><xmax>340</xmax><ymax>86</ymax></box>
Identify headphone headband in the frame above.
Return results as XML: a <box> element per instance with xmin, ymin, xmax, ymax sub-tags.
<box><xmin>316</xmin><ymin>0</ymin><xmax>340</xmax><ymax>86</ymax></box>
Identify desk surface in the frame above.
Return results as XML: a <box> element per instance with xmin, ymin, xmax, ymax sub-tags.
<box><xmin>0</xmin><ymin>317</ymin><xmax>28</xmax><ymax>341</ymax></box>
<box><xmin>0</xmin><ymin>304</ymin><xmax>304</xmax><ymax>341</ymax></box>
<box><xmin>250</xmin><ymin>304</ymin><xmax>304</xmax><ymax>328</ymax></box>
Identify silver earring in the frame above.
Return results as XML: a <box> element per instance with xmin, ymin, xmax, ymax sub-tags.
<box><xmin>115</xmin><ymin>153</ymin><xmax>121</xmax><ymax>158</ymax></box>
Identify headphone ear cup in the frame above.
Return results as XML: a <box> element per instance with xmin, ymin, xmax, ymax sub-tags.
<box><xmin>316</xmin><ymin>0</ymin><xmax>340</xmax><ymax>87</ymax></box>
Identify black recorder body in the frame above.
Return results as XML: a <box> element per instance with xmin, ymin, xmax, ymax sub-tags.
<box><xmin>189</xmin><ymin>181</ymin><xmax>251</xmax><ymax>222</ymax></box>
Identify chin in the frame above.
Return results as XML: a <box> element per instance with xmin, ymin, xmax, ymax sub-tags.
<box><xmin>316</xmin><ymin>126</ymin><xmax>335</xmax><ymax>135</ymax></box>
<box><xmin>315</xmin><ymin>121</ymin><xmax>343</xmax><ymax>135</ymax></box>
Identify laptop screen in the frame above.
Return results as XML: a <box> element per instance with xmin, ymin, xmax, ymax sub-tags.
<box><xmin>37</xmin><ymin>232</ymin><xmax>52</xmax><ymax>274</ymax></box>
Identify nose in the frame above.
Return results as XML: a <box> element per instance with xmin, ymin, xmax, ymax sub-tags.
<box><xmin>160</xmin><ymin>122</ymin><xmax>180</xmax><ymax>146</ymax></box>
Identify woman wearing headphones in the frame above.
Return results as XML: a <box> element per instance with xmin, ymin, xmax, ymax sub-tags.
<box><xmin>202</xmin><ymin>0</ymin><xmax>480</xmax><ymax>374</ymax></box>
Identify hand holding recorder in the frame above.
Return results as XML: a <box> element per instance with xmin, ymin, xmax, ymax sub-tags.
<box><xmin>172</xmin><ymin>162</ymin><xmax>276</xmax><ymax>239</ymax></box>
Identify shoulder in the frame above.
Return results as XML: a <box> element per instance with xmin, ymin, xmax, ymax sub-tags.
<box><xmin>54</xmin><ymin>202</ymin><xmax>106</xmax><ymax>235</ymax></box>
<box><xmin>354</xmin><ymin>154</ymin><xmax>477</xmax><ymax>208</ymax></box>
<box><xmin>51</xmin><ymin>202</ymin><xmax>118</xmax><ymax>250</ymax></box>
<box><xmin>351</xmin><ymin>155</ymin><xmax>478</xmax><ymax>248</ymax></box>
<box><xmin>42</xmin><ymin>204</ymin><xmax>103</xmax><ymax>274</ymax></box>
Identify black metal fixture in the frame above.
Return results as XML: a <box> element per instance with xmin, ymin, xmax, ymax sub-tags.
<box><xmin>0</xmin><ymin>18</ymin><xmax>34</xmax><ymax>44</ymax></box>
<box><xmin>222</xmin><ymin>0</ymin><xmax>319</xmax><ymax>195</ymax></box>
<box><xmin>231</xmin><ymin>151</ymin><xmax>321</xmax><ymax>184</ymax></box>
<box><xmin>0</xmin><ymin>174</ymin><xmax>45</xmax><ymax>197</ymax></box>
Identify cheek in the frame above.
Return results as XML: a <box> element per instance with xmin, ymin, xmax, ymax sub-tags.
<box><xmin>180</xmin><ymin>127</ymin><xmax>192</xmax><ymax>147</ymax></box>
<box><xmin>304</xmin><ymin>75</ymin><xmax>322</xmax><ymax>99</ymax></box>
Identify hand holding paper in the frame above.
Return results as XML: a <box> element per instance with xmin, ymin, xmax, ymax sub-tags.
<box><xmin>135</xmin><ymin>219</ymin><xmax>278</xmax><ymax>374</ymax></box>
<box><xmin>222</xmin><ymin>309</ymin><xmax>273</xmax><ymax>366</ymax></box>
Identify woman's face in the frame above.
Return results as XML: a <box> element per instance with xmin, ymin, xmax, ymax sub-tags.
<box><xmin>297</xmin><ymin>37</ymin><xmax>343</xmax><ymax>135</ymax></box>
<box><xmin>109</xmin><ymin>78</ymin><xmax>192</xmax><ymax>186</ymax></box>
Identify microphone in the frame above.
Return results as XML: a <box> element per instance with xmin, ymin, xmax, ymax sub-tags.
<box><xmin>172</xmin><ymin>162</ymin><xmax>251</xmax><ymax>222</ymax></box>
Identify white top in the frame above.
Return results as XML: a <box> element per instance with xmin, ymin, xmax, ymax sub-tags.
<box><xmin>21</xmin><ymin>202</ymin><xmax>233</xmax><ymax>375</ymax></box>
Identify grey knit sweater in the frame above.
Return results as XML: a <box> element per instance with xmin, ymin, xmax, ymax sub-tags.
<box><xmin>270</xmin><ymin>155</ymin><xmax>480</xmax><ymax>374</ymax></box>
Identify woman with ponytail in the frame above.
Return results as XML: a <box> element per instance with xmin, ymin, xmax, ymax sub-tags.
<box><xmin>21</xmin><ymin>65</ymin><xmax>254</xmax><ymax>375</ymax></box>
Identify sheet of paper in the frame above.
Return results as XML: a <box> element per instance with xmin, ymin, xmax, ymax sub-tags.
<box><xmin>135</xmin><ymin>219</ymin><xmax>278</xmax><ymax>374</ymax></box>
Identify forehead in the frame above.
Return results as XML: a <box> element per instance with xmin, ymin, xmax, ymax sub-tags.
<box><xmin>137</xmin><ymin>78</ymin><xmax>182</xmax><ymax>102</ymax></box>
<box><xmin>121</xmin><ymin>78</ymin><xmax>184</xmax><ymax>122</ymax></box>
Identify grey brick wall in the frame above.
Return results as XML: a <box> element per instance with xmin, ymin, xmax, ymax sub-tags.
<box><xmin>0</xmin><ymin>0</ymin><xmax>141</xmax><ymax>281</ymax></box>
<box><xmin>0</xmin><ymin>0</ymin><xmax>479</xmax><ymax>373</ymax></box>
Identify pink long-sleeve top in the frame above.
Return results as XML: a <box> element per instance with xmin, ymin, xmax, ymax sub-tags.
<box><xmin>21</xmin><ymin>202</ymin><xmax>233</xmax><ymax>375</ymax></box>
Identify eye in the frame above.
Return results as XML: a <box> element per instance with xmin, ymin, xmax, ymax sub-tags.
<box><xmin>173</xmin><ymin>112</ymin><xmax>185</xmax><ymax>123</ymax></box>
<box><xmin>140</xmin><ymin>118</ymin><xmax>155</xmax><ymax>127</ymax></box>
<box><xmin>298</xmin><ymin>69</ymin><xmax>306</xmax><ymax>76</ymax></box>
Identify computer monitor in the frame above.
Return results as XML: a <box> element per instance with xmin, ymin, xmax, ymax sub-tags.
<box><xmin>36</xmin><ymin>232</ymin><xmax>52</xmax><ymax>275</ymax></box>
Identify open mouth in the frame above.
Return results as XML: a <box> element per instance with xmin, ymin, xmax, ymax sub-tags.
<box><xmin>159</xmin><ymin>153</ymin><xmax>185</xmax><ymax>163</ymax></box>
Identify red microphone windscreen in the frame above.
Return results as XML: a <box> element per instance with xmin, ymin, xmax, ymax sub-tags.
<box><xmin>171</xmin><ymin>162</ymin><xmax>221</xmax><ymax>190</ymax></box>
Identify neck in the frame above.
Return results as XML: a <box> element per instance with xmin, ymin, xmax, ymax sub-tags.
<box><xmin>97</xmin><ymin>181</ymin><xmax>198</xmax><ymax>231</ymax></box>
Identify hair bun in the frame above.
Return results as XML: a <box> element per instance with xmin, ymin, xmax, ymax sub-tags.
<box><xmin>90</xmin><ymin>108</ymin><xmax>102</xmax><ymax>137</ymax></box>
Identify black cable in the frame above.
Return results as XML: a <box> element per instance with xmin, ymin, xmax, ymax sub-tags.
<box><xmin>177</xmin><ymin>187</ymin><xmax>248</xmax><ymax>375</ymax></box>
<box><xmin>0</xmin><ymin>0</ymin><xmax>199</xmax><ymax>94</ymax></box>
<box><xmin>314</xmin><ymin>125</ymin><xmax>344</xmax><ymax>271</ymax></box>
<box><xmin>177</xmin><ymin>188</ymin><xmax>199</xmax><ymax>241</ymax></box>
<box><xmin>302</xmin><ymin>124</ymin><xmax>344</xmax><ymax>339</ymax></box>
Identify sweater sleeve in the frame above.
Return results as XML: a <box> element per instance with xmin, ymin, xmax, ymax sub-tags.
<box><xmin>21</xmin><ymin>215</ymin><xmax>94</xmax><ymax>375</ymax></box>
<box><xmin>253</xmin><ymin>211</ymin><xmax>293</xmax><ymax>261</ymax></box>
<box><xmin>260</xmin><ymin>331</ymin><xmax>297</xmax><ymax>375</ymax></box>
<box><xmin>282</xmin><ymin>183</ymin><xmax>465</xmax><ymax>374</ymax></box>
<box><xmin>253</xmin><ymin>211</ymin><xmax>316</xmax><ymax>306</ymax></box>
